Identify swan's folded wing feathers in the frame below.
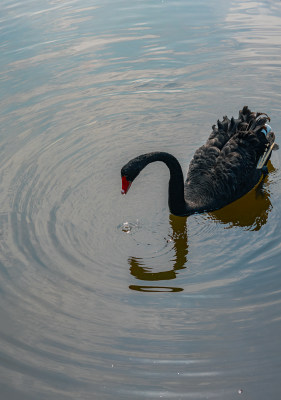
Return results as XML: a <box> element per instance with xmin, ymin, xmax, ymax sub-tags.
<box><xmin>186</xmin><ymin>107</ymin><xmax>270</xmax><ymax>207</ymax></box>
<box><xmin>188</xmin><ymin>144</ymin><xmax>220</xmax><ymax>175</ymax></box>
<box><xmin>213</xmin><ymin>130</ymin><xmax>267</xmax><ymax>191</ymax></box>
<box><xmin>208</xmin><ymin>122</ymin><xmax>233</xmax><ymax>148</ymax></box>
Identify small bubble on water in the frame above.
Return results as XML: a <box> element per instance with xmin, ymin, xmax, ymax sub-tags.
<box><xmin>122</xmin><ymin>222</ymin><xmax>130</xmax><ymax>232</ymax></box>
<box><xmin>119</xmin><ymin>219</ymin><xmax>140</xmax><ymax>234</ymax></box>
<box><xmin>238</xmin><ymin>389</ymin><xmax>243</xmax><ymax>395</ymax></box>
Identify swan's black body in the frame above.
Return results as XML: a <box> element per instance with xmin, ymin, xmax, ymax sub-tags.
<box><xmin>121</xmin><ymin>106</ymin><xmax>277</xmax><ymax>216</ymax></box>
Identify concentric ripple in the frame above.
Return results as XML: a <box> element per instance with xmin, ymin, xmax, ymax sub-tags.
<box><xmin>1</xmin><ymin>0</ymin><xmax>281</xmax><ymax>399</ymax></box>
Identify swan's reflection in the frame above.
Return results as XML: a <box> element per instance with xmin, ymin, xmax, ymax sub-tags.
<box><xmin>129</xmin><ymin>214</ymin><xmax>188</xmax><ymax>292</ymax></box>
<box><xmin>128</xmin><ymin>163</ymin><xmax>274</xmax><ymax>292</ymax></box>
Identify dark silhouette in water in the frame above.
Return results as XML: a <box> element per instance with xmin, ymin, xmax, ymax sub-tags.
<box><xmin>129</xmin><ymin>214</ymin><xmax>187</xmax><ymax>292</ymax></box>
<box><xmin>121</xmin><ymin>106</ymin><xmax>277</xmax><ymax>216</ymax></box>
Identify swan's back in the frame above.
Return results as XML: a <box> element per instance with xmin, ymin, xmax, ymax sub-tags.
<box><xmin>185</xmin><ymin>106</ymin><xmax>273</xmax><ymax>210</ymax></box>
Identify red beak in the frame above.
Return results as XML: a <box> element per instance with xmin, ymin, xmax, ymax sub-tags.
<box><xmin>121</xmin><ymin>176</ymin><xmax>132</xmax><ymax>195</ymax></box>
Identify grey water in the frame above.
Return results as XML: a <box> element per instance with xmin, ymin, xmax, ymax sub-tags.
<box><xmin>1</xmin><ymin>0</ymin><xmax>281</xmax><ymax>399</ymax></box>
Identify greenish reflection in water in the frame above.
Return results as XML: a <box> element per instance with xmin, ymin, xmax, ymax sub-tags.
<box><xmin>129</xmin><ymin>214</ymin><xmax>188</xmax><ymax>292</ymax></box>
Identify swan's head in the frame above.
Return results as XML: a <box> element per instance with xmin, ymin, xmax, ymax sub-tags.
<box><xmin>120</xmin><ymin>167</ymin><xmax>135</xmax><ymax>195</ymax></box>
<box><xmin>121</xmin><ymin>157</ymin><xmax>143</xmax><ymax>194</ymax></box>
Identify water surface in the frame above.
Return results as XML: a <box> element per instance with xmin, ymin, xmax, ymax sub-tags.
<box><xmin>1</xmin><ymin>0</ymin><xmax>281</xmax><ymax>399</ymax></box>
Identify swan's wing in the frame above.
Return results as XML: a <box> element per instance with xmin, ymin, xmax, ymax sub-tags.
<box><xmin>208</xmin><ymin>106</ymin><xmax>271</xmax><ymax>160</ymax></box>
<box><xmin>188</xmin><ymin>106</ymin><xmax>270</xmax><ymax>175</ymax></box>
<box><xmin>185</xmin><ymin>106</ymin><xmax>272</xmax><ymax>206</ymax></box>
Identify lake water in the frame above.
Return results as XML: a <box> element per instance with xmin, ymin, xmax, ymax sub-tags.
<box><xmin>1</xmin><ymin>0</ymin><xmax>281</xmax><ymax>399</ymax></box>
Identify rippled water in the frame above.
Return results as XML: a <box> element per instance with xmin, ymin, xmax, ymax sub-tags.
<box><xmin>1</xmin><ymin>0</ymin><xmax>281</xmax><ymax>399</ymax></box>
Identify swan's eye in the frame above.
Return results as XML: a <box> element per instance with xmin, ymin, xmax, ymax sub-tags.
<box><xmin>121</xmin><ymin>176</ymin><xmax>132</xmax><ymax>195</ymax></box>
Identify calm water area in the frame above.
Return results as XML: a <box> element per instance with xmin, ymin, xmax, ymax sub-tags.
<box><xmin>1</xmin><ymin>0</ymin><xmax>281</xmax><ymax>399</ymax></box>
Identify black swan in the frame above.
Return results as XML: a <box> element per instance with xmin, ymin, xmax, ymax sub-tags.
<box><xmin>121</xmin><ymin>106</ymin><xmax>277</xmax><ymax>216</ymax></box>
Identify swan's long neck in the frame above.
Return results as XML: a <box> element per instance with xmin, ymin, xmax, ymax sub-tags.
<box><xmin>122</xmin><ymin>152</ymin><xmax>194</xmax><ymax>216</ymax></box>
<box><xmin>163</xmin><ymin>153</ymin><xmax>188</xmax><ymax>216</ymax></box>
